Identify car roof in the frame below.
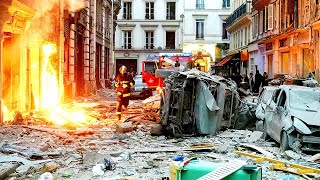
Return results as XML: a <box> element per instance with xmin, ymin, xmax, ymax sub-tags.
<box><xmin>279</xmin><ymin>85</ymin><xmax>320</xmax><ymax>91</ymax></box>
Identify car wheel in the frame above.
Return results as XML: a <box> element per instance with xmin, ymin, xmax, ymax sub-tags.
<box><xmin>155</xmin><ymin>69</ymin><xmax>177</xmax><ymax>78</ymax></box>
<box><xmin>280</xmin><ymin>131</ymin><xmax>290</xmax><ymax>152</ymax></box>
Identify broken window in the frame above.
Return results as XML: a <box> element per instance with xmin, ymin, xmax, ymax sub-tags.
<box><xmin>278</xmin><ymin>91</ymin><xmax>287</xmax><ymax>107</ymax></box>
<box><xmin>289</xmin><ymin>89</ymin><xmax>320</xmax><ymax>112</ymax></box>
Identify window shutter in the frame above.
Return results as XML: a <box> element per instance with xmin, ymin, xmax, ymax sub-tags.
<box><xmin>259</xmin><ymin>11</ymin><xmax>263</xmax><ymax>34</ymax></box>
<box><xmin>268</xmin><ymin>4</ymin><xmax>274</xmax><ymax>30</ymax></box>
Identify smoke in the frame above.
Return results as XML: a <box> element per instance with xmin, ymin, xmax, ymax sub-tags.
<box><xmin>33</xmin><ymin>0</ymin><xmax>86</xmax><ymax>18</ymax></box>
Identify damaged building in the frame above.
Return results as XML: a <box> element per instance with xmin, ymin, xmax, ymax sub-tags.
<box><xmin>0</xmin><ymin>0</ymin><xmax>120</xmax><ymax>124</ymax></box>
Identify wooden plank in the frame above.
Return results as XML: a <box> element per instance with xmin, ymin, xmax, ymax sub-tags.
<box><xmin>0</xmin><ymin>163</ymin><xmax>20</xmax><ymax>180</ymax></box>
<box><xmin>21</xmin><ymin>126</ymin><xmax>70</xmax><ymax>139</ymax></box>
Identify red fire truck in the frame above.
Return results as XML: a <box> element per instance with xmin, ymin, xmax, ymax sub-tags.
<box><xmin>142</xmin><ymin>53</ymin><xmax>193</xmax><ymax>89</ymax></box>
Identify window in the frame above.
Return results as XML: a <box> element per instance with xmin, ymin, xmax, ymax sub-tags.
<box><xmin>196</xmin><ymin>0</ymin><xmax>205</xmax><ymax>9</ymax></box>
<box><xmin>196</xmin><ymin>19</ymin><xmax>204</xmax><ymax>39</ymax></box>
<box><xmin>244</xmin><ymin>27</ymin><xmax>247</xmax><ymax>45</ymax></box>
<box><xmin>145</xmin><ymin>2</ymin><xmax>154</xmax><ymax>20</ymax></box>
<box><xmin>123</xmin><ymin>31</ymin><xmax>132</xmax><ymax>49</ymax></box>
<box><xmin>145</xmin><ymin>31</ymin><xmax>154</xmax><ymax>49</ymax></box>
<box><xmin>166</xmin><ymin>2</ymin><xmax>176</xmax><ymax>20</ymax></box>
<box><xmin>166</xmin><ymin>31</ymin><xmax>175</xmax><ymax>49</ymax></box>
<box><xmin>268</xmin><ymin>4</ymin><xmax>274</xmax><ymax>30</ymax></box>
<box><xmin>222</xmin><ymin>22</ymin><xmax>228</xmax><ymax>39</ymax></box>
<box><xmin>123</xmin><ymin>2</ymin><xmax>132</xmax><ymax>20</ymax></box>
<box><xmin>222</xmin><ymin>0</ymin><xmax>230</xmax><ymax>8</ymax></box>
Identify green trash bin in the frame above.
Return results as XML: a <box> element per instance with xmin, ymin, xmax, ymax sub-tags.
<box><xmin>176</xmin><ymin>160</ymin><xmax>262</xmax><ymax>180</ymax></box>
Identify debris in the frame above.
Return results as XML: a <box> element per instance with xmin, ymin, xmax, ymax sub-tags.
<box><xmin>22</xmin><ymin>126</ymin><xmax>69</xmax><ymax>139</ymax></box>
<box><xmin>62</xmin><ymin>172</ymin><xmax>72</xmax><ymax>178</ymax></box>
<box><xmin>236</xmin><ymin>151</ymin><xmax>320</xmax><ymax>176</ymax></box>
<box><xmin>284</xmin><ymin>150</ymin><xmax>302</xmax><ymax>160</ymax></box>
<box><xmin>42</xmin><ymin>162</ymin><xmax>59</xmax><ymax>173</ymax></box>
<box><xmin>38</xmin><ymin>172</ymin><xmax>53</xmax><ymax>180</ymax></box>
<box><xmin>150</xmin><ymin>124</ymin><xmax>163</xmax><ymax>135</ymax></box>
<box><xmin>308</xmin><ymin>153</ymin><xmax>320</xmax><ymax>162</ymax></box>
<box><xmin>116</xmin><ymin>122</ymin><xmax>134</xmax><ymax>133</ymax></box>
<box><xmin>0</xmin><ymin>163</ymin><xmax>20</xmax><ymax>180</ymax></box>
<box><xmin>0</xmin><ymin>155</ymin><xmax>53</xmax><ymax>173</ymax></box>
<box><xmin>92</xmin><ymin>164</ymin><xmax>105</xmax><ymax>176</ymax></box>
<box><xmin>246</xmin><ymin>131</ymin><xmax>264</xmax><ymax>143</ymax></box>
<box><xmin>120</xmin><ymin>177</ymin><xmax>139</xmax><ymax>180</ymax></box>
<box><xmin>240</xmin><ymin>144</ymin><xmax>275</xmax><ymax>158</ymax></box>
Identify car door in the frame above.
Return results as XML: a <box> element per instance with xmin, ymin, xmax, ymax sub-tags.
<box><xmin>265</xmin><ymin>89</ymin><xmax>281</xmax><ymax>140</ymax></box>
<box><xmin>271</xmin><ymin>90</ymin><xmax>288</xmax><ymax>142</ymax></box>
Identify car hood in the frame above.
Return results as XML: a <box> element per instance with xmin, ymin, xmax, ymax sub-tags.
<box><xmin>290</xmin><ymin>110</ymin><xmax>320</xmax><ymax>126</ymax></box>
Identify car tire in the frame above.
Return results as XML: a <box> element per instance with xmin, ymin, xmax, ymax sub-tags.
<box><xmin>280</xmin><ymin>131</ymin><xmax>290</xmax><ymax>152</ymax></box>
<box><xmin>155</xmin><ymin>69</ymin><xmax>177</xmax><ymax>78</ymax></box>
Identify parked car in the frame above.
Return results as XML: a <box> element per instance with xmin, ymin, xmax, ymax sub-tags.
<box><xmin>255</xmin><ymin>86</ymin><xmax>277</xmax><ymax>121</ymax></box>
<box><xmin>257</xmin><ymin>85</ymin><xmax>320</xmax><ymax>152</ymax></box>
<box><xmin>133</xmin><ymin>75</ymin><xmax>148</xmax><ymax>92</ymax></box>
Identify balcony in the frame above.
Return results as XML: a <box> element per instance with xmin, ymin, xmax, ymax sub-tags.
<box><xmin>226</xmin><ymin>2</ymin><xmax>251</xmax><ymax>31</ymax></box>
<box><xmin>252</xmin><ymin>0</ymin><xmax>269</xmax><ymax>11</ymax></box>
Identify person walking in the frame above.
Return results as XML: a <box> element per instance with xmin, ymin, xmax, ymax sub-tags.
<box><xmin>248</xmin><ymin>72</ymin><xmax>254</xmax><ymax>92</ymax></box>
<box><xmin>253</xmin><ymin>70</ymin><xmax>262</xmax><ymax>93</ymax></box>
<box><xmin>115</xmin><ymin>65</ymin><xmax>135</xmax><ymax>121</ymax></box>
<box><xmin>262</xmin><ymin>72</ymin><xmax>269</xmax><ymax>87</ymax></box>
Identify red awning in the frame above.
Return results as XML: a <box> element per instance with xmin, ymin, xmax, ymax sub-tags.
<box><xmin>215</xmin><ymin>56</ymin><xmax>233</xmax><ymax>67</ymax></box>
<box><xmin>240</xmin><ymin>50</ymin><xmax>248</xmax><ymax>61</ymax></box>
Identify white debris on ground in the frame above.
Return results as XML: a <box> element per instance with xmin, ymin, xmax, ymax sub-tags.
<box><xmin>0</xmin><ymin>90</ymin><xmax>318</xmax><ymax>180</ymax></box>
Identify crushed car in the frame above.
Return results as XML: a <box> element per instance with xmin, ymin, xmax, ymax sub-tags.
<box><xmin>158</xmin><ymin>69</ymin><xmax>244</xmax><ymax>137</ymax></box>
<box><xmin>256</xmin><ymin>85</ymin><xmax>320</xmax><ymax>152</ymax></box>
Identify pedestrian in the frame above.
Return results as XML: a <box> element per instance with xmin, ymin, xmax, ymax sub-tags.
<box><xmin>115</xmin><ymin>65</ymin><xmax>135</xmax><ymax>121</ymax></box>
<box><xmin>253</xmin><ymin>70</ymin><xmax>262</xmax><ymax>93</ymax></box>
<box><xmin>249</xmin><ymin>72</ymin><xmax>254</xmax><ymax>92</ymax></box>
<box><xmin>262</xmin><ymin>72</ymin><xmax>268</xmax><ymax>87</ymax></box>
<box><xmin>241</xmin><ymin>72</ymin><xmax>249</xmax><ymax>83</ymax></box>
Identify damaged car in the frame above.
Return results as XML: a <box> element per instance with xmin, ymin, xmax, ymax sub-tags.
<box><xmin>258</xmin><ymin>85</ymin><xmax>320</xmax><ymax>152</ymax></box>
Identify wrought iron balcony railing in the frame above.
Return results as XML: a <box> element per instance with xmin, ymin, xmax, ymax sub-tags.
<box><xmin>226</xmin><ymin>2</ymin><xmax>250</xmax><ymax>28</ymax></box>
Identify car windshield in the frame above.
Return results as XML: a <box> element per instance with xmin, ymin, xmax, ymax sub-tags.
<box><xmin>144</xmin><ymin>62</ymin><xmax>156</xmax><ymax>74</ymax></box>
<box><xmin>289</xmin><ymin>89</ymin><xmax>320</xmax><ymax>112</ymax></box>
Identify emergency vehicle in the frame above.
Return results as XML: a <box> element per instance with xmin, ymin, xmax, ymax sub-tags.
<box><xmin>142</xmin><ymin>53</ymin><xmax>193</xmax><ymax>89</ymax></box>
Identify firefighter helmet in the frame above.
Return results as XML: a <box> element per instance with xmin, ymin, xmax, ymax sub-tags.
<box><xmin>119</xmin><ymin>65</ymin><xmax>127</xmax><ymax>74</ymax></box>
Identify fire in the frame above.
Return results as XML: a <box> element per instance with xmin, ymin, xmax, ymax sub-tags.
<box><xmin>42</xmin><ymin>44</ymin><xmax>59</xmax><ymax>109</ymax></box>
<box><xmin>2</xmin><ymin>103</ymin><xmax>14</xmax><ymax>122</ymax></box>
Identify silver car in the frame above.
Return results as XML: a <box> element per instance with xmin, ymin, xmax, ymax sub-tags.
<box><xmin>133</xmin><ymin>75</ymin><xmax>148</xmax><ymax>92</ymax></box>
<box><xmin>262</xmin><ymin>85</ymin><xmax>320</xmax><ymax>152</ymax></box>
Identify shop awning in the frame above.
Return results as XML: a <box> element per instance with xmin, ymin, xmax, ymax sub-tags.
<box><xmin>240</xmin><ymin>50</ymin><xmax>248</xmax><ymax>61</ymax></box>
<box><xmin>215</xmin><ymin>55</ymin><xmax>233</xmax><ymax>67</ymax></box>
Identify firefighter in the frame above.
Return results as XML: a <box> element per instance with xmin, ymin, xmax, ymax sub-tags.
<box><xmin>115</xmin><ymin>65</ymin><xmax>135</xmax><ymax>121</ymax></box>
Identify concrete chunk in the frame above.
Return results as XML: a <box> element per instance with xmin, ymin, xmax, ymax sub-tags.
<box><xmin>116</xmin><ymin>122</ymin><xmax>134</xmax><ymax>133</ymax></box>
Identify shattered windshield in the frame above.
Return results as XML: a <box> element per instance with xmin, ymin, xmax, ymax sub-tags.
<box><xmin>289</xmin><ymin>89</ymin><xmax>320</xmax><ymax>112</ymax></box>
<box><xmin>144</xmin><ymin>62</ymin><xmax>156</xmax><ymax>74</ymax></box>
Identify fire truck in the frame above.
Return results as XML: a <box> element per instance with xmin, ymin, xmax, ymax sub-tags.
<box><xmin>142</xmin><ymin>53</ymin><xmax>193</xmax><ymax>89</ymax></box>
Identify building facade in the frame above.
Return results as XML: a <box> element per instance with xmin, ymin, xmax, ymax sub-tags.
<box><xmin>251</xmin><ymin>0</ymin><xmax>320</xmax><ymax>81</ymax></box>
<box><xmin>184</xmin><ymin>0</ymin><xmax>231</xmax><ymax>72</ymax></box>
<box><xmin>226</xmin><ymin>0</ymin><xmax>252</xmax><ymax>75</ymax></box>
<box><xmin>114</xmin><ymin>0</ymin><xmax>184</xmax><ymax>75</ymax></box>
<box><xmin>64</xmin><ymin>0</ymin><xmax>120</xmax><ymax>97</ymax></box>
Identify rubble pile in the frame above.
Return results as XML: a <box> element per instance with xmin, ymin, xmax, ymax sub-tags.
<box><xmin>0</xmin><ymin>125</ymin><xmax>319</xmax><ymax>179</ymax></box>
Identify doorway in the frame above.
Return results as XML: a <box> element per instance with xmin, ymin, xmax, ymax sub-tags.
<box><xmin>166</xmin><ymin>32</ymin><xmax>175</xmax><ymax>49</ymax></box>
<box><xmin>75</xmin><ymin>33</ymin><xmax>84</xmax><ymax>96</ymax></box>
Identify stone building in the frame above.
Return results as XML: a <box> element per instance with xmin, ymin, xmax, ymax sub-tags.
<box><xmin>184</xmin><ymin>0</ymin><xmax>231</xmax><ymax>73</ymax></box>
<box><xmin>114</xmin><ymin>0</ymin><xmax>184</xmax><ymax>75</ymax></box>
<box><xmin>251</xmin><ymin>0</ymin><xmax>320</xmax><ymax>80</ymax></box>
